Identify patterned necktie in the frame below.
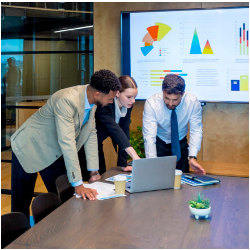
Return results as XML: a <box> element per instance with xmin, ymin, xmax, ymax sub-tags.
<box><xmin>171</xmin><ymin>109</ymin><xmax>181</xmax><ymax>161</ymax></box>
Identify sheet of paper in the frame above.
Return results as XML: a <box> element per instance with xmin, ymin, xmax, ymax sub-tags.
<box><xmin>74</xmin><ymin>181</ymin><xmax>126</xmax><ymax>200</ymax></box>
<box><xmin>105</xmin><ymin>174</ymin><xmax>132</xmax><ymax>183</ymax></box>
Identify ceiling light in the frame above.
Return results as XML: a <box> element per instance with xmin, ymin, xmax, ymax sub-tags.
<box><xmin>54</xmin><ymin>25</ymin><xmax>93</xmax><ymax>33</ymax></box>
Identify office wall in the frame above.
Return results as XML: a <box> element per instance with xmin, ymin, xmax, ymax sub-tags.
<box><xmin>22</xmin><ymin>40</ymin><xmax>81</xmax><ymax>97</ymax></box>
<box><xmin>94</xmin><ymin>2</ymin><xmax>249</xmax><ymax>177</ymax></box>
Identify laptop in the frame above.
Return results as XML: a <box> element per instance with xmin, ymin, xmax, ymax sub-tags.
<box><xmin>126</xmin><ymin>156</ymin><xmax>177</xmax><ymax>193</ymax></box>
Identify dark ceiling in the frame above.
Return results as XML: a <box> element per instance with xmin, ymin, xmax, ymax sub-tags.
<box><xmin>1</xmin><ymin>2</ymin><xmax>93</xmax><ymax>40</ymax></box>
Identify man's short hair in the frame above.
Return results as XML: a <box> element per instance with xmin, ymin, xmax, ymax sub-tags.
<box><xmin>162</xmin><ymin>74</ymin><xmax>185</xmax><ymax>95</ymax></box>
<box><xmin>90</xmin><ymin>69</ymin><xmax>121</xmax><ymax>94</ymax></box>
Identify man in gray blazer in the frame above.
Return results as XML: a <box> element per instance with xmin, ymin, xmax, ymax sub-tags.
<box><xmin>11</xmin><ymin>69</ymin><xmax>121</xmax><ymax>220</ymax></box>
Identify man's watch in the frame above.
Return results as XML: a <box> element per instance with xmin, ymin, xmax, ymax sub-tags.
<box><xmin>188</xmin><ymin>156</ymin><xmax>197</xmax><ymax>161</ymax></box>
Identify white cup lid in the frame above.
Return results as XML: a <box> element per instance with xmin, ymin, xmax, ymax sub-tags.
<box><xmin>114</xmin><ymin>175</ymin><xmax>127</xmax><ymax>181</ymax></box>
<box><xmin>175</xmin><ymin>169</ymin><xmax>183</xmax><ymax>175</ymax></box>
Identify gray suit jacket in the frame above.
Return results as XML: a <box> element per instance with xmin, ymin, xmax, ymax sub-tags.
<box><xmin>11</xmin><ymin>84</ymin><xmax>99</xmax><ymax>183</ymax></box>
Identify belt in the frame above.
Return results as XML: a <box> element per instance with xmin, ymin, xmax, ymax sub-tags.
<box><xmin>156</xmin><ymin>136</ymin><xmax>187</xmax><ymax>147</ymax></box>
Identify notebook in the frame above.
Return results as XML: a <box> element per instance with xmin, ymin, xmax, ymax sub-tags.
<box><xmin>125</xmin><ymin>156</ymin><xmax>177</xmax><ymax>193</ymax></box>
<box><xmin>182</xmin><ymin>174</ymin><xmax>221</xmax><ymax>186</ymax></box>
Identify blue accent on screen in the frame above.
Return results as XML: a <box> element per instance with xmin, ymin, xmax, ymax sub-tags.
<box><xmin>231</xmin><ymin>80</ymin><xmax>240</xmax><ymax>91</ymax></box>
<box><xmin>121</xmin><ymin>12</ymin><xmax>131</xmax><ymax>75</ymax></box>
<box><xmin>141</xmin><ymin>46</ymin><xmax>154</xmax><ymax>56</ymax></box>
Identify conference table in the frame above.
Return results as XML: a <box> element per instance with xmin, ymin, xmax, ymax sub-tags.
<box><xmin>6</xmin><ymin>168</ymin><xmax>249</xmax><ymax>249</ymax></box>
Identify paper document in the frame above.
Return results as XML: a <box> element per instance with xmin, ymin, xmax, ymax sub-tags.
<box><xmin>74</xmin><ymin>181</ymin><xmax>126</xmax><ymax>200</ymax></box>
<box><xmin>105</xmin><ymin>174</ymin><xmax>132</xmax><ymax>182</ymax></box>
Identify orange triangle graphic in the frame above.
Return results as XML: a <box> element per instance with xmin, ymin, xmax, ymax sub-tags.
<box><xmin>202</xmin><ymin>40</ymin><xmax>213</xmax><ymax>54</ymax></box>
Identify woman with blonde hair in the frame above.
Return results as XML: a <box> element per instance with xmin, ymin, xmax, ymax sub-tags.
<box><xmin>95</xmin><ymin>75</ymin><xmax>140</xmax><ymax>174</ymax></box>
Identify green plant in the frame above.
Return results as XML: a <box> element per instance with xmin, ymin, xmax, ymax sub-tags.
<box><xmin>189</xmin><ymin>192</ymin><xmax>210</xmax><ymax>209</ymax></box>
<box><xmin>129</xmin><ymin>126</ymin><xmax>145</xmax><ymax>158</ymax></box>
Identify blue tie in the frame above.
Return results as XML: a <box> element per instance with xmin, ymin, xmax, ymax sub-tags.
<box><xmin>171</xmin><ymin>109</ymin><xmax>181</xmax><ymax>161</ymax></box>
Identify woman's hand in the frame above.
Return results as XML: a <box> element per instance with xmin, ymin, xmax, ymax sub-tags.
<box><xmin>88</xmin><ymin>171</ymin><xmax>101</xmax><ymax>183</ymax></box>
<box><xmin>122</xmin><ymin>166</ymin><xmax>132</xmax><ymax>172</ymax></box>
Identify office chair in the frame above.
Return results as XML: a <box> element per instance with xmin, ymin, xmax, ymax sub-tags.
<box><xmin>55</xmin><ymin>174</ymin><xmax>74</xmax><ymax>204</ymax></box>
<box><xmin>31</xmin><ymin>192</ymin><xmax>61</xmax><ymax>224</ymax></box>
<box><xmin>1</xmin><ymin>212</ymin><xmax>30</xmax><ymax>248</ymax></box>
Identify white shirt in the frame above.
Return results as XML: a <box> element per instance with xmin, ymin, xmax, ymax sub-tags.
<box><xmin>143</xmin><ymin>92</ymin><xmax>202</xmax><ymax>158</ymax></box>
<box><xmin>114</xmin><ymin>97</ymin><xmax>127</xmax><ymax>124</ymax></box>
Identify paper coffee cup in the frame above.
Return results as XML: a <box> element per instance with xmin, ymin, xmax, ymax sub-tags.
<box><xmin>114</xmin><ymin>175</ymin><xmax>127</xmax><ymax>194</ymax></box>
<box><xmin>174</xmin><ymin>169</ymin><xmax>182</xmax><ymax>189</ymax></box>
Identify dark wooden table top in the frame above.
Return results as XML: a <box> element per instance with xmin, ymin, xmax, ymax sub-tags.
<box><xmin>6</xmin><ymin>168</ymin><xmax>249</xmax><ymax>249</ymax></box>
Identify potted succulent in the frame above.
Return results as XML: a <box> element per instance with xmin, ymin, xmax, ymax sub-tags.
<box><xmin>188</xmin><ymin>192</ymin><xmax>211</xmax><ymax>219</ymax></box>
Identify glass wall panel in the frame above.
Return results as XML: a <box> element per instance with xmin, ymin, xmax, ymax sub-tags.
<box><xmin>1</xmin><ymin>2</ymin><xmax>93</xmax><ymax>149</ymax></box>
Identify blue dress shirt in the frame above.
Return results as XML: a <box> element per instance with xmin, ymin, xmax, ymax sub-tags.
<box><xmin>71</xmin><ymin>88</ymin><xmax>96</xmax><ymax>188</ymax></box>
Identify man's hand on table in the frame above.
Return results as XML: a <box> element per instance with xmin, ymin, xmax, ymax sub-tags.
<box><xmin>74</xmin><ymin>184</ymin><xmax>98</xmax><ymax>200</ymax></box>
<box><xmin>189</xmin><ymin>158</ymin><xmax>206</xmax><ymax>175</ymax></box>
<box><xmin>74</xmin><ymin>171</ymin><xmax>101</xmax><ymax>200</ymax></box>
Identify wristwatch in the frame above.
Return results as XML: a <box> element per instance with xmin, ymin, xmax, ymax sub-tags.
<box><xmin>188</xmin><ymin>156</ymin><xmax>197</xmax><ymax>161</ymax></box>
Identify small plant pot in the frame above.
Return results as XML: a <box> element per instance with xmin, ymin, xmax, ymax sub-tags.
<box><xmin>189</xmin><ymin>205</ymin><xmax>211</xmax><ymax>220</ymax></box>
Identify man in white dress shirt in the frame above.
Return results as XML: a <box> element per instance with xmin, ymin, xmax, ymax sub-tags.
<box><xmin>143</xmin><ymin>74</ymin><xmax>205</xmax><ymax>174</ymax></box>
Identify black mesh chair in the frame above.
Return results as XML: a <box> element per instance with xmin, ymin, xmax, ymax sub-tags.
<box><xmin>55</xmin><ymin>174</ymin><xmax>74</xmax><ymax>204</ymax></box>
<box><xmin>1</xmin><ymin>212</ymin><xmax>30</xmax><ymax>248</ymax></box>
<box><xmin>31</xmin><ymin>192</ymin><xmax>61</xmax><ymax>224</ymax></box>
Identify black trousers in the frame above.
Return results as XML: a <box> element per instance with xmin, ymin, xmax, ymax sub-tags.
<box><xmin>11</xmin><ymin>146</ymin><xmax>89</xmax><ymax>221</ymax></box>
<box><xmin>156</xmin><ymin>136</ymin><xmax>189</xmax><ymax>173</ymax></box>
<box><xmin>98</xmin><ymin>143</ymin><xmax>106</xmax><ymax>175</ymax></box>
<box><xmin>98</xmin><ymin>142</ymin><xmax>128</xmax><ymax>175</ymax></box>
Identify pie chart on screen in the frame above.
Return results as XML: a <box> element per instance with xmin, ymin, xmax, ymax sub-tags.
<box><xmin>141</xmin><ymin>22</ymin><xmax>171</xmax><ymax>56</ymax></box>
